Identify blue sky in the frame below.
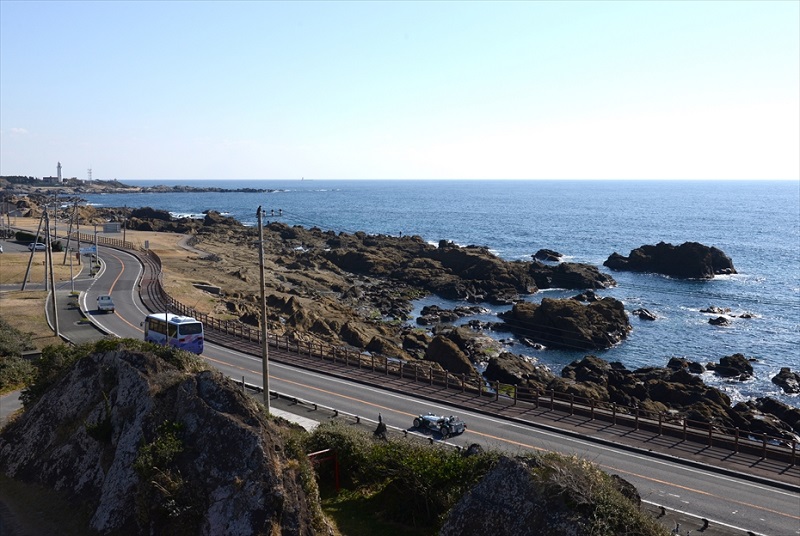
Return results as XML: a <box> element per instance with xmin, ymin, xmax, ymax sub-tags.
<box><xmin>1</xmin><ymin>1</ymin><xmax>798</xmax><ymax>180</ymax></box>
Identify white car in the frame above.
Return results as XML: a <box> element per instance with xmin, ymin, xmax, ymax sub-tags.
<box><xmin>97</xmin><ymin>295</ymin><xmax>115</xmax><ymax>313</ymax></box>
<box><xmin>28</xmin><ymin>242</ymin><xmax>46</xmax><ymax>251</ymax></box>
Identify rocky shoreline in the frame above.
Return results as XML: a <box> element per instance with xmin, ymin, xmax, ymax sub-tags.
<box><xmin>2</xmin><ymin>188</ymin><xmax>798</xmax><ymax>442</ymax></box>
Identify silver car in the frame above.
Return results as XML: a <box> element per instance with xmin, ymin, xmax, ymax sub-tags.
<box><xmin>413</xmin><ymin>412</ymin><xmax>467</xmax><ymax>437</ymax></box>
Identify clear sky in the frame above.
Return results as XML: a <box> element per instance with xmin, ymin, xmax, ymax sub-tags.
<box><xmin>1</xmin><ymin>0</ymin><xmax>798</xmax><ymax>181</ymax></box>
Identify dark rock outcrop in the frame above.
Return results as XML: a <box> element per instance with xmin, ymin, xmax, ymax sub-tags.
<box><xmin>0</xmin><ymin>346</ymin><xmax>324</xmax><ymax>536</ymax></box>
<box><xmin>499</xmin><ymin>297</ymin><xmax>631</xmax><ymax>350</ymax></box>
<box><xmin>529</xmin><ymin>261</ymin><xmax>616</xmax><ymax>290</ymax></box>
<box><xmin>772</xmin><ymin>367</ymin><xmax>800</xmax><ymax>394</ymax></box>
<box><xmin>130</xmin><ymin>206</ymin><xmax>172</xmax><ymax>221</ymax></box>
<box><xmin>425</xmin><ymin>335</ymin><xmax>476</xmax><ymax>376</ymax></box>
<box><xmin>707</xmin><ymin>353</ymin><xmax>754</xmax><ymax>379</ymax></box>
<box><xmin>440</xmin><ymin>456</ymin><xmax>650</xmax><ymax>536</ymax></box>
<box><xmin>604</xmin><ymin>241</ymin><xmax>736</xmax><ymax>279</ymax></box>
<box><xmin>732</xmin><ymin>398</ymin><xmax>800</xmax><ymax>441</ymax></box>
<box><xmin>483</xmin><ymin>352</ymin><xmax>555</xmax><ymax>387</ymax></box>
<box><xmin>202</xmin><ymin>209</ymin><xmax>244</xmax><ymax>227</ymax></box>
<box><xmin>632</xmin><ymin>308</ymin><xmax>657</xmax><ymax>321</ymax></box>
<box><xmin>533</xmin><ymin>248</ymin><xmax>562</xmax><ymax>261</ymax></box>
<box><xmin>542</xmin><ymin>355</ymin><xmax>799</xmax><ymax>440</ymax></box>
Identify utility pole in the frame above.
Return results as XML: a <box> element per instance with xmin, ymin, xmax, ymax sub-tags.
<box><xmin>256</xmin><ymin>206</ymin><xmax>270</xmax><ymax>412</ymax></box>
<box><xmin>22</xmin><ymin>212</ymin><xmax>46</xmax><ymax>291</ymax></box>
<box><xmin>63</xmin><ymin>199</ymin><xmax>78</xmax><ymax>265</ymax></box>
<box><xmin>94</xmin><ymin>224</ymin><xmax>99</xmax><ymax>274</ymax></box>
<box><xmin>45</xmin><ymin>211</ymin><xmax>59</xmax><ymax>337</ymax></box>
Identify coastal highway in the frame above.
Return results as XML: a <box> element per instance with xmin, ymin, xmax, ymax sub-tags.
<box><xmin>83</xmin><ymin>245</ymin><xmax>800</xmax><ymax>536</ymax></box>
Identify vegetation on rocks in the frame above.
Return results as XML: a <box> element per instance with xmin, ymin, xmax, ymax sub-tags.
<box><xmin>1</xmin><ymin>340</ymin><xmax>329</xmax><ymax>535</ymax></box>
<box><xmin>0</xmin><ymin>318</ymin><xmax>37</xmax><ymax>393</ymax></box>
<box><xmin>305</xmin><ymin>422</ymin><xmax>668</xmax><ymax>536</ymax></box>
<box><xmin>1</xmin><ymin>340</ymin><xmax>671</xmax><ymax>535</ymax></box>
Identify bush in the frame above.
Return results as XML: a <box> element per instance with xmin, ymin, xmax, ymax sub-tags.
<box><xmin>14</xmin><ymin>230</ymin><xmax>38</xmax><ymax>243</ymax></box>
<box><xmin>0</xmin><ymin>356</ymin><xmax>36</xmax><ymax>393</ymax></box>
<box><xmin>305</xmin><ymin>422</ymin><xmax>499</xmax><ymax>528</ymax></box>
<box><xmin>20</xmin><ymin>343</ymin><xmax>87</xmax><ymax>407</ymax></box>
<box><xmin>0</xmin><ymin>316</ymin><xmax>36</xmax><ymax>356</ymax></box>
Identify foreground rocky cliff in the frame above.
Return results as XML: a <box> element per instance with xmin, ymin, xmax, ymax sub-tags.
<box><xmin>0</xmin><ymin>342</ymin><xmax>327</xmax><ymax>536</ymax></box>
<box><xmin>440</xmin><ymin>455</ymin><xmax>666</xmax><ymax>536</ymax></box>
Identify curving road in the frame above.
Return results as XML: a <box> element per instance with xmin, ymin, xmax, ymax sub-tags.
<box><xmin>73</xmin><ymin>245</ymin><xmax>800</xmax><ymax>536</ymax></box>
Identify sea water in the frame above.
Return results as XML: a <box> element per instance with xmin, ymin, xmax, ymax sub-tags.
<box><xmin>80</xmin><ymin>179</ymin><xmax>800</xmax><ymax>408</ymax></box>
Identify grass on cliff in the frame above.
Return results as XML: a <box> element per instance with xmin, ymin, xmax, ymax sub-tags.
<box><xmin>0</xmin><ymin>315</ymin><xmax>40</xmax><ymax>394</ymax></box>
<box><xmin>19</xmin><ymin>338</ymin><xmax>208</xmax><ymax>408</ymax></box>
<box><xmin>303</xmin><ymin>421</ymin><xmax>669</xmax><ymax>536</ymax></box>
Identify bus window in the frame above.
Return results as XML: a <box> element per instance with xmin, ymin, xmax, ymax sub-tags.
<box><xmin>179</xmin><ymin>323</ymin><xmax>203</xmax><ymax>336</ymax></box>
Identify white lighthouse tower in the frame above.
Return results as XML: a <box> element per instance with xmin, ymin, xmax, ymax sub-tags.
<box><xmin>57</xmin><ymin>162</ymin><xmax>62</xmax><ymax>182</ymax></box>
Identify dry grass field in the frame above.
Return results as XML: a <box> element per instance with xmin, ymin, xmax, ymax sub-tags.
<box><xmin>0</xmin><ymin>248</ymin><xmax>74</xmax><ymax>349</ymax></box>
<box><xmin>0</xmin><ymin>291</ymin><xmax>64</xmax><ymax>350</ymax></box>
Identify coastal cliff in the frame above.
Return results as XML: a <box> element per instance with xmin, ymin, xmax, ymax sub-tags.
<box><xmin>0</xmin><ymin>341</ymin><xmax>327</xmax><ymax>535</ymax></box>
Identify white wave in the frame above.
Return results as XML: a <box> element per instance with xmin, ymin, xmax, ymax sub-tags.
<box><xmin>169</xmin><ymin>212</ymin><xmax>204</xmax><ymax>220</ymax></box>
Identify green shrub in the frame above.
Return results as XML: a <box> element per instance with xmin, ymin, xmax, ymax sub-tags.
<box><xmin>305</xmin><ymin>422</ymin><xmax>499</xmax><ymax>528</ymax></box>
<box><xmin>20</xmin><ymin>343</ymin><xmax>86</xmax><ymax>407</ymax></box>
<box><xmin>134</xmin><ymin>420</ymin><xmax>185</xmax><ymax>478</ymax></box>
<box><xmin>0</xmin><ymin>316</ymin><xmax>35</xmax><ymax>358</ymax></box>
<box><xmin>14</xmin><ymin>230</ymin><xmax>38</xmax><ymax>242</ymax></box>
<box><xmin>0</xmin><ymin>356</ymin><xmax>36</xmax><ymax>393</ymax></box>
<box><xmin>531</xmin><ymin>452</ymin><xmax>669</xmax><ymax>536</ymax></box>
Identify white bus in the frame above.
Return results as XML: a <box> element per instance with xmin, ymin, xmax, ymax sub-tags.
<box><xmin>143</xmin><ymin>313</ymin><xmax>204</xmax><ymax>354</ymax></box>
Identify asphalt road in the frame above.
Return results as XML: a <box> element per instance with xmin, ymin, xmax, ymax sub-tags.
<box><xmin>6</xmin><ymin>241</ymin><xmax>799</xmax><ymax>536</ymax></box>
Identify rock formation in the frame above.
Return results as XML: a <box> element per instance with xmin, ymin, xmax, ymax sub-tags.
<box><xmin>706</xmin><ymin>353</ymin><xmax>754</xmax><ymax>379</ymax></box>
<box><xmin>0</xmin><ymin>344</ymin><xmax>325</xmax><ymax>536</ymax></box>
<box><xmin>772</xmin><ymin>367</ymin><xmax>800</xmax><ymax>394</ymax></box>
<box><xmin>533</xmin><ymin>248</ymin><xmax>562</xmax><ymax>261</ymax></box>
<box><xmin>529</xmin><ymin>260</ymin><xmax>616</xmax><ymax>290</ymax></box>
<box><xmin>604</xmin><ymin>241</ymin><xmax>736</xmax><ymax>279</ymax></box>
<box><xmin>499</xmin><ymin>297</ymin><xmax>631</xmax><ymax>350</ymax></box>
<box><xmin>440</xmin><ymin>455</ymin><xmax>658</xmax><ymax>536</ymax></box>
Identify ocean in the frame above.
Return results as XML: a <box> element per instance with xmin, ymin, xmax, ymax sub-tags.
<box><xmin>80</xmin><ymin>180</ymin><xmax>800</xmax><ymax>408</ymax></box>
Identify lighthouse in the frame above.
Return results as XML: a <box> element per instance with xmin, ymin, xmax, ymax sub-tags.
<box><xmin>57</xmin><ymin>162</ymin><xmax>62</xmax><ymax>182</ymax></box>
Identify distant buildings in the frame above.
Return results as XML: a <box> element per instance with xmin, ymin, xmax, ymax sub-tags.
<box><xmin>42</xmin><ymin>162</ymin><xmax>62</xmax><ymax>184</ymax></box>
